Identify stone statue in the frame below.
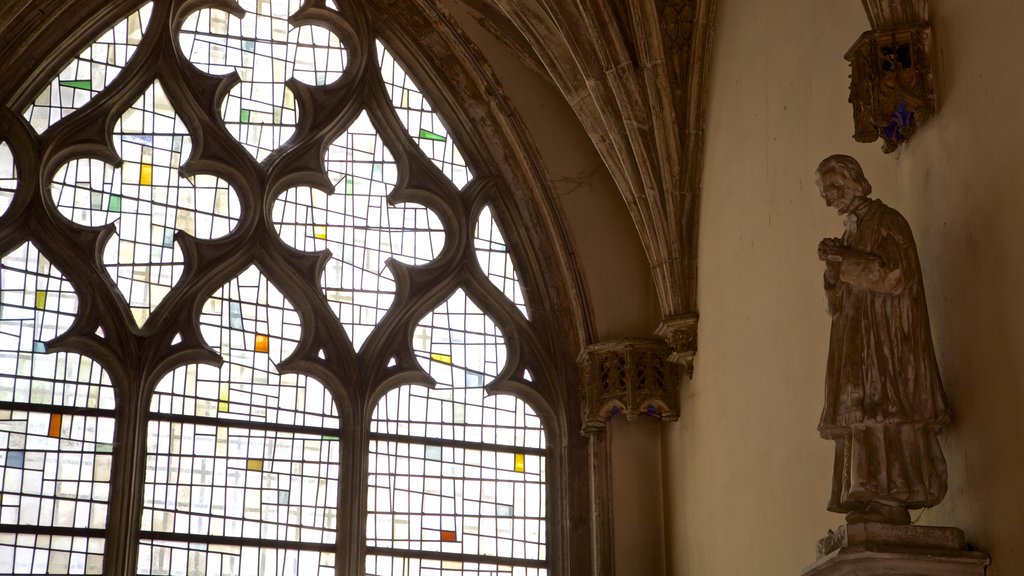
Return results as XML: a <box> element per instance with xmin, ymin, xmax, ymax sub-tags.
<box><xmin>815</xmin><ymin>154</ymin><xmax>950</xmax><ymax>525</ymax></box>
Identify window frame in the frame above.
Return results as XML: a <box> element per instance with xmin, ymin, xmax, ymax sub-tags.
<box><xmin>0</xmin><ymin>1</ymin><xmax>596</xmax><ymax>574</ymax></box>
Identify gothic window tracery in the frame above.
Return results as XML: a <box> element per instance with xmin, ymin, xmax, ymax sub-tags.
<box><xmin>0</xmin><ymin>1</ymin><xmax>564</xmax><ymax>574</ymax></box>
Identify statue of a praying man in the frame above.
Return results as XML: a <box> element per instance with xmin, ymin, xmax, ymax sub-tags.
<box><xmin>815</xmin><ymin>154</ymin><xmax>950</xmax><ymax>525</ymax></box>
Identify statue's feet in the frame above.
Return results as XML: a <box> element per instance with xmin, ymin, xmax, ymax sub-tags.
<box><xmin>845</xmin><ymin>502</ymin><xmax>911</xmax><ymax>525</ymax></box>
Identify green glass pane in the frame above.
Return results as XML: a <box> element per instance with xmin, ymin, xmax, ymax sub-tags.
<box><xmin>59</xmin><ymin>79</ymin><xmax>92</xmax><ymax>90</ymax></box>
<box><xmin>23</xmin><ymin>3</ymin><xmax>153</xmax><ymax>132</ymax></box>
<box><xmin>418</xmin><ymin>128</ymin><xmax>446</xmax><ymax>142</ymax></box>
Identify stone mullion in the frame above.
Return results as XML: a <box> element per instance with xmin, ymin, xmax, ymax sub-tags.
<box><xmin>102</xmin><ymin>378</ymin><xmax>149</xmax><ymax>576</ymax></box>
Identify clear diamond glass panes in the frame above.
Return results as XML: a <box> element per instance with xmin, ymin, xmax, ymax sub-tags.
<box><xmin>178</xmin><ymin>0</ymin><xmax>347</xmax><ymax>161</ymax></box>
<box><xmin>23</xmin><ymin>3</ymin><xmax>153</xmax><ymax>133</ymax></box>
<box><xmin>0</xmin><ymin>243</ymin><xmax>115</xmax><ymax>575</ymax></box>
<box><xmin>475</xmin><ymin>206</ymin><xmax>528</xmax><ymax>319</ymax></box>
<box><xmin>413</xmin><ymin>289</ymin><xmax>506</xmax><ymax>388</ymax></box>
<box><xmin>377</xmin><ymin>41</ymin><xmax>472</xmax><ymax>189</ymax></box>
<box><xmin>0</xmin><ymin>142</ymin><xmax>16</xmax><ymax>218</ymax></box>
<box><xmin>50</xmin><ymin>80</ymin><xmax>241</xmax><ymax>328</ymax></box>
<box><xmin>273</xmin><ymin>111</ymin><xmax>445</xmax><ymax>351</ymax></box>
<box><xmin>142</xmin><ymin>266</ymin><xmax>340</xmax><ymax>561</ymax></box>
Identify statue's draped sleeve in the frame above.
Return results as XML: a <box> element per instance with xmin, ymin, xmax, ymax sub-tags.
<box><xmin>820</xmin><ymin>200</ymin><xmax>949</xmax><ymax>433</ymax></box>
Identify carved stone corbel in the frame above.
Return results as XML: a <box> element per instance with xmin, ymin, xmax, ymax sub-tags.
<box><xmin>847</xmin><ymin>0</ymin><xmax>935</xmax><ymax>153</ymax></box>
<box><xmin>655</xmin><ymin>313</ymin><xmax>698</xmax><ymax>375</ymax></box>
<box><xmin>577</xmin><ymin>339</ymin><xmax>682</xmax><ymax>433</ymax></box>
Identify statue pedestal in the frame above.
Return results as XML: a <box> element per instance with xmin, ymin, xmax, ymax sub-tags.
<box><xmin>801</xmin><ymin>523</ymin><xmax>989</xmax><ymax>576</ymax></box>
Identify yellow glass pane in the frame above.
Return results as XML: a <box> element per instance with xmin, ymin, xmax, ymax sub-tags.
<box><xmin>218</xmin><ymin>382</ymin><xmax>230</xmax><ymax>412</ymax></box>
<box><xmin>35</xmin><ymin>290</ymin><xmax>47</xmax><ymax>309</ymax></box>
<box><xmin>140</xmin><ymin>163</ymin><xmax>153</xmax><ymax>185</ymax></box>
<box><xmin>313</xmin><ymin>225</ymin><xmax>327</xmax><ymax>239</ymax></box>
<box><xmin>514</xmin><ymin>453</ymin><xmax>525</xmax><ymax>473</ymax></box>
<box><xmin>254</xmin><ymin>334</ymin><xmax>270</xmax><ymax>352</ymax></box>
<box><xmin>430</xmin><ymin>353</ymin><xmax>452</xmax><ymax>365</ymax></box>
<box><xmin>246</xmin><ymin>459</ymin><xmax>263</xmax><ymax>471</ymax></box>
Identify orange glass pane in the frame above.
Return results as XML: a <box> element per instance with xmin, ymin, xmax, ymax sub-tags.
<box><xmin>48</xmin><ymin>413</ymin><xmax>62</xmax><ymax>437</ymax></box>
<box><xmin>440</xmin><ymin>530</ymin><xmax>457</xmax><ymax>542</ymax></box>
<box><xmin>254</xmin><ymin>334</ymin><xmax>269</xmax><ymax>352</ymax></box>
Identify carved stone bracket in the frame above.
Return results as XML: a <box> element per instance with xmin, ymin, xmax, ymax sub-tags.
<box><xmin>577</xmin><ymin>339</ymin><xmax>682</xmax><ymax>433</ymax></box>
<box><xmin>848</xmin><ymin>1</ymin><xmax>935</xmax><ymax>153</ymax></box>
<box><xmin>655</xmin><ymin>313</ymin><xmax>698</xmax><ymax>375</ymax></box>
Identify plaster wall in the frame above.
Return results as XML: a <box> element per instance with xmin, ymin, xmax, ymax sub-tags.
<box><xmin>664</xmin><ymin>0</ymin><xmax>1024</xmax><ymax>574</ymax></box>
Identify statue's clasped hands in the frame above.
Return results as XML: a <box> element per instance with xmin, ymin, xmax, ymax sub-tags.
<box><xmin>818</xmin><ymin>237</ymin><xmax>847</xmax><ymax>262</ymax></box>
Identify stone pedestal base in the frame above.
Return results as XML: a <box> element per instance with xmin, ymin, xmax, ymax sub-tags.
<box><xmin>801</xmin><ymin>523</ymin><xmax>989</xmax><ymax>576</ymax></box>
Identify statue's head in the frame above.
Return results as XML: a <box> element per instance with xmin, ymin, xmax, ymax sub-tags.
<box><xmin>816</xmin><ymin>154</ymin><xmax>871</xmax><ymax>214</ymax></box>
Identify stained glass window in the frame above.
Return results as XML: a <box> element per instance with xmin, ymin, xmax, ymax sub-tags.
<box><xmin>23</xmin><ymin>3</ymin><xmax>153</xmax><ymax>133</ymax></box>
<box><xmin>365</xmin><ymin>290</ymin><xmax>546</xmax><ymax>574</ymax></box>
<box><xmin>50</xmin><ymin>81</ymin><xmax>241</xmax><ymax>328</ymax></box>
<box><xmin>378</xmin><ymin>41</ymin><xmax>473</xmax><ymax>189</ymax></box>
<box><xmin>1</xmin><ymin>1</ymin><xmax>565</xmax><ymax>574</ymax></box>
<box><xmin>0</xmin><ymin>243</ymin><xmax>115</xmax><ymax>575</ymax></box>
<box><xmin>475</xmin><ymin>207</ymin><xmax>529</xmax><ymax>319</ymax></box>
<box><xmin>0</xmin><ymin>142</ymin><xmax>16</xmax><ymax>218</ymax></box>
<box><xmin>139</xmin><ymin>266</ymin><xmax>340</xmax><ymax>575</ymax></box>
<box><xmin>178</xmin><ymin>0</ymin><xmax>347</xmax><ymax>161</ymax></box>
<box><xmin>273</xmin><ymin>111</ymin><xmax>444</xmax><ymax>351</ymax></box>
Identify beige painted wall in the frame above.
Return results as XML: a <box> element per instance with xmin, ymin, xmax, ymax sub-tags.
<box><xmin>665</xmin><ymin>0</ymin><xmax>1024</xmax><ymax>574</ymax></box>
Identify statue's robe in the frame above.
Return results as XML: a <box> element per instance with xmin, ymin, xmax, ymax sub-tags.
<box><xmin>821</xmin><ymin>198</ymin><xmax>950</xmax><ymax>513</ymax></box>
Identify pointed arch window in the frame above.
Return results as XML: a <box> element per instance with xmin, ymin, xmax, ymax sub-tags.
<box><xmin>0</xmin><ymin>1</ymin><xmax>579</xmax><ymax>574</ymax></box>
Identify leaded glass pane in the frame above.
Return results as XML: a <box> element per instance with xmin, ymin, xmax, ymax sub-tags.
<box><xmin>50</xmin><ymin>80</ymin><xmax>241</xmax><ymax>328</ymax></box>
<box><xmin>377</xmin><ymin>41</ymin><xmax>472</xmax><ymax>189</ymax></box>
<box><xmin>474</xmin><ymin>206</ymin><xmax>528</xmax><ymax>318</ymax></box>
<box><xmin>0</xmin><ymin>142</ymin><xmax>16</xmax><ymax>218</ymax></box>
<box><xmin>413</xmin><ymin>289</ymin><xmax>506</xmax><ymax>387</ymax></box>
<box><xmin>137</xmin><ymin>540</ymin><xmax>335</xmax><ymax>576</ymax></box>
<box><xmin>367</xmin><ymin>289</ymin><xmax>545</xmax><ymax>572</ymax></box>
<box><xmin>0</xmin><ymin>534</ymin><xmax>106</xmax><ymax>575</ymax></box>
<box><xmin>23</xmin><ymin>3</ymin><xmax>153</xmax><ymax>133</ymax></box>
<box><xmin>367</xmin><ymin>556</ymin><xmax>547</xmax><ymax>576</ymax></box>
<box><xmin>0</xmin><ymin>243</ymin><xmax>114</xmax><ymax>575</ymax></box>
<box><xmin>178</xmin><ymin>0</ymin><xmax>347</xmax><ymax>161</ymax></box>
<box><xmin>273</xmin><ymin>111</ymin><xmax>444</xmax><ymax>350</ymax></box>
<box><xmin>367</xmin><ymin>391</ymin><xmax>546</xmax><ymax>567</ymax></box>
<box><xmin>142</xmin><ymin>266</ymin><xmax>340</xmax><ymax>570</ymax></box>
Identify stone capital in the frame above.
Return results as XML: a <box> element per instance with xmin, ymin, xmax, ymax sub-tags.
<box><xmin>655</xmin><ymin>313</ymin><xmax>698</xmax><ymax>375</ymax></box>
<box><xmin>576</xmin><ymin>338</ymin><xmax>682</xmax><ymax>433</ymax></box>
